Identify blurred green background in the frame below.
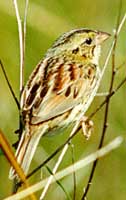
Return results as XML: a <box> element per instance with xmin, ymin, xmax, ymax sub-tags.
<box><xmin>0</xmin><ymin>0</ymin><xmax>126</xmax><ymax>199</ymax></box>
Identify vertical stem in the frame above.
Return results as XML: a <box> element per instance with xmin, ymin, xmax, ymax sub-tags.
<box><xmin>13</xmin><ymin>0</ymin><xmax>24</xmax><ymax>97</ymax></box>
<box><xmin>23</xmin><ymin>0</ymin><xmax>29</xmax><ymax>91</ymax></box>
<box><xmin>12</xmin><ymin>0</ymin><xmax>29</xmax><ymax>193</ymax></box>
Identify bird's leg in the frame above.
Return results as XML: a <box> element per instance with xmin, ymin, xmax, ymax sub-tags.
<box><xmin>80</xmin><ymin>116</ymin><xmax>94</xmax><ymax>140</ymax></box>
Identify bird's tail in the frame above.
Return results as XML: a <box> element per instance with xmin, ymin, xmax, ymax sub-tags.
<box><xmin>9</xmin><ymin>124</ymin><xmax>48</xmax><ymax>180</ymax></box>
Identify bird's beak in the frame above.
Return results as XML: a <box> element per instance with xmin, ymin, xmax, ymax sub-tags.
<box><xmin>96</xmin><ymin>31</ymin><xmax>111</xmax><ymax>44</ymax></box>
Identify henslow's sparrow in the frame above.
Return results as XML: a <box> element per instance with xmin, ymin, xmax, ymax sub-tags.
<box><xmin>9</xmin><ymin>28</ymin><xmax>110</xmax><ymax>180</ymax></box>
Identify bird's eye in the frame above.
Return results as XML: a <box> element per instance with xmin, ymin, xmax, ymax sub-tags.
<box><xmin>85</xmin><ymin>38</ymin><xmax>92</xmax><ymax>45</ymax></box>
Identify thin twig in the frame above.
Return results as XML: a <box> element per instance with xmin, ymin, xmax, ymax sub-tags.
<box><xmin>4</xmin><ymin>136</ymin><xmax>123</xmax><ymax>200</ymax></box>
<box><xmin>12</xmin><ymin>0</ymin><xmax>29</xmax><ymax>193</ymax></box>
<box><xmin>0</xmin><ymin>60</ymin><xmax>20</xmax><ymax>109</ymax></box>
<box><xmin>13</xmin><ymin>0</ymin><xmax>24</xmax><ymax>96</ymax></box>
<box><xmin>23</xmin><ymin>0</ymin><xmax>29</xmax><ymax>51</ymax></box>
<box><xmin>22</xmin><ymin>0</ymin><xmax>29</xmax><ymax>90</ymax></box>
<box><xmin>81</xmin><ymin>9</ymin><xmax>126</xmax><ymax>200</ymax></box>
<box><xmin>45</xmin><ymin>165</ymin><xmax>71</xmax><ymax>200</ymax></box>
<box><xmin>70</xmin><ymin>143</ymin><xmax>76</xmax><ymax>200</ymax></box>
<box><xmin>13</xmin><ymin>0</ymin><xmax>29</xmax><ymax>97</ymax></box>
<box><xmin>116</xmin><ymin>60</ymin><xmax>126</xmax><ymax>71</ymax></box>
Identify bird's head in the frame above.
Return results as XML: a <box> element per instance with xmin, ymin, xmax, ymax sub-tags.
<box><xmin>47</xmin><ymin>28</ymin><xmax>110</xmax><ymax>65</ymax></box>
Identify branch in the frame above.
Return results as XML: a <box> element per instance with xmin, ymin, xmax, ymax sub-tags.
<box><xmin>0</xmin><ymin>60</ymin><xmax>20</xmax><ymax>109</ymax></box>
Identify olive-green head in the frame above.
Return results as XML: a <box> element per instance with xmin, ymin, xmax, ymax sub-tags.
<box><xmin>46</xmin><ymin>28</ymin><xmax>110</xmax><ymax>64</ymax></box>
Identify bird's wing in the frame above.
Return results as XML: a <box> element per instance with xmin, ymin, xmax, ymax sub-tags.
<box><xmin>21</xmin><ymin>58</ymin><xmax>96</xmax><ymax>124</ymax></box>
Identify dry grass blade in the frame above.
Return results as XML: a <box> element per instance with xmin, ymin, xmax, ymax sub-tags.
<box><xmin>3</xmin><ymin>136</ymin><xmax>123</xmax><ymax>200</ymax></box>
<box><xmin>71</xmin><ymin>143</ymin><xmax>76</xmax><ymax>200</ymax></box>
<box><xmin>23</xmin><ymin>0</ymin><xmax>29</xmax><ymax>63</ymax></box>
<box><xmin>13</xmin><ymin>0</ymin><xmax>24</xmax><ymax>95</ymax></box>
<box><xmin>0</xmin><ymin>129</ymin><xmax>37</xmax><ymax>200</ymax></box>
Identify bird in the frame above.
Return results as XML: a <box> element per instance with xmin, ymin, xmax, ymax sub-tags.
<box><xmin>9</xmin><ymin>28</ymin><xmax>110</xmax><ymax>180</ymax></box>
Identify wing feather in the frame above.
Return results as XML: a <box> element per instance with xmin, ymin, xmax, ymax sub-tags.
<box><xmin>21</xmin><ymin>58</ymin><xmax>96</xmax><ymax>124</ymax></box>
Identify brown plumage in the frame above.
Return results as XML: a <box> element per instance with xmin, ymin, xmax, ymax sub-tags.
<box><xmin>9</xmin><ymin>28</ymin><xmax>110</xmax><ymax>180</ymax></box>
